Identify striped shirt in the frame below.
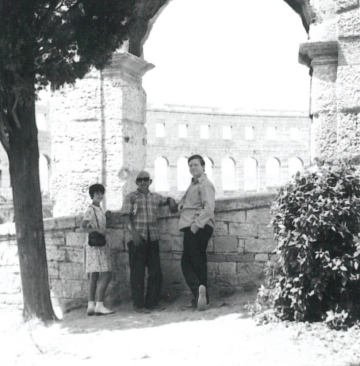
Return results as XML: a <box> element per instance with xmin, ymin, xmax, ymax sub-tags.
<box><xmin>121</xmin><ymin>189</ymin><xmax>168</xmax><ymax>241</ymax></box>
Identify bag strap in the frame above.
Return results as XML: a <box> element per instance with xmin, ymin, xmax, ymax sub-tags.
<box><xmin>92</xmin><ymin>206</ymin><xmax>100</xmax><ymax>229</ymax></box>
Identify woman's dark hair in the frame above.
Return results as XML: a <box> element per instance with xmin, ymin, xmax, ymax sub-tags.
<box><xmin>188</xmin><ymin>154</ymin><xmax>205</xmax><ymax>166</ymax></box>
<box><xmin>89</xmin><ymin>184</ymin><xmax>105</xmax><ymax>198</ymax></box>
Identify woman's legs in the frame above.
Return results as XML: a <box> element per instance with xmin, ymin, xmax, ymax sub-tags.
<box><xmin>95</xmin><ymin>272</ymin><xmax>112</xmax><ymax>301</ymax></box>
<box><xmin>94</xmin><ymin>272</ymin><xmax>114</xmax><ymax>315</ymax></box>
<box><xmin>87</xmin><ymin>272</ymin><xmax>99</xmax><ymax>315</ymax></box>
<box><xmin>88</xmin><ymin>272</ymin><xmax>99</xmax><ymax>301</ymax></box>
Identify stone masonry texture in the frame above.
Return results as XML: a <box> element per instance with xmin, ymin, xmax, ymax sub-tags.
<box><xmin>0</xmin><ymin>193</ymin><xmax>275</xmax><ymax>311</ymax></box>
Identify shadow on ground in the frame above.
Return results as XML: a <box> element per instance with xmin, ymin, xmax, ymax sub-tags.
<box><xmin>60</xmin><ymin>290</ymin><xmax>257</xmax><ymax>334</ymax></box>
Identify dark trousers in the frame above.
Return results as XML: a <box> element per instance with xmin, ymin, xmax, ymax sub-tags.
<box><xmin>127</xmin><ymin>238</ymin><xmax>163</xmax><ymax>309</ymax></box>
<box><xmin>181</xmin><ymin>225</ymin><xmax>213</xmax><ymax>302</ymax></box>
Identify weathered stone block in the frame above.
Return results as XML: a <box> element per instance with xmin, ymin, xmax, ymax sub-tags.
<box><xmin>159</xmin><ymin>237</ymin><xmax>172</xmax><ymax>252</ymax></box>
<box><xmin>171</xmin><ymin>235</ymin><xmax>183</xmax><ymax>252</ymax></box>
<box><xmin>257</xmin><ymin>225</ymin><xmax>273</xmax><ymax>239</ymax></box>
<box><xmin>207</xmin><ymin>237</ymin><xmax>214</xmax><ymax>253</ymax></box>
<box><xmin>207</xmin><ymin>253</ymin><xmax>227</xmax><ymax>262</ymax></box>
<box><xmin>217</xmin><ymin>263</ymin><xmax>237</xmax><ymax>275</ymax></box>
<box><xmin>0</xmin><ymin>273</ymin><xmax>21</xmax><ymax>294</ymax></box>
<box><xmin>215</xmin><ymin>274</ymin><xmax>239</xmax><ymax>287</ymax></box>
<box><xmin>226</xmin><ymin>253</ymin><xmax>255</xmax><ymax>263</ymax></box>
<box><xmin>338</xmin><ymin>7</ymin><xmax>360</xmax><ymax>38</ymax></box>
<box><xmin>59</xmin><ymin>262</ymin><xmax>86</xmax><ymax>280</ymax></box>
<box><xmin>65</xmin><ymin>232</ymin><xmax>87</xmax><ymax>247</ymax></box>
<box><xmin>213</xmin><ymin>221</ymin><xmax>228</xmax><ymax>236</ymax></box>
<box><xmin>246</xmin><ymin>208</ymin><xmax>271</xmax><ymax>224</ymax></box>
<box><xmin>0</xmin><ymin>243</ymin><xmax>18</xmax><ymax>266</ymax></box>
<box><xmin>66</xmin><ymin>248</ymin><xmax>84</xmax><ymax>263</ymax></box>
<box><xmin>338</xmin><ymin>65</ymin><xmax>360</xmax><ymax>111</ymax></box>
<box><xmin>215</xmin><ymin>211</ymin><xmax>246</xmax><ymax>223</ymax></box>
<box><xmin>50</xmin><ymin>279</ymin><xmax>87</xmax><ymax>299</ymax></box>
<box><xmin>335</xmin><ymin>0</ymin><xmax>359</xmax><ymax>13</ymax></box>
<box><xmin>106</xmin><ymin>229</ymin><xmax>125</xmax><ymax>250</ymax></box>
<box><xmin>338</xmin><ymin>38</ymin><xmax>360</xmax><ymax>66</ymax></box>
<box><xmin>207</xmin><ymin>262</ymin><xmax>216</xmax><ymax>274</ymax></box>
<box><xmin>116</xmin><ymin>252</ymin><xmax>129</xmax><ymax>266</ymax></box>
<box><xmin>337</xmin><ymin>113</ymin><xmax>360</xmax><ymax>157</ymax></box>
<box><xmin>237</xmin><ymin>262</ymin><xmax>265</xmax><ymax>281</ymax></box>
<box><xmin>244</xmin><ymin>238</ymin><xmax>276</xmax><ymax>253</ymax></box>
<box><xmin>46</xmin><ymin>248</ymin><xmax>66</xmax><ymax>262</ymax></box>
<box><xmin>310</xmin><ymin>65</ymin><xmax>337</xmax><ymax>114</ymax></box>
<box><xmin>255</xmin><ymin>254</ymin><xmax>269</xmax><ymax>262</ymax></box>
<box><xmin>48</xmin><ymin>262</ymin><xmax>59</xmax><ymax>278</ymax></box>
<box><xmin>229</xmin><ymin>223</ymin><xmax>257</xmax><ymax>238</ymax></box>
<box><xmin>311</xmin><ymin>114</ymin><xmax>338</xmax><ymax>159</ymax></box>
<box><xmin>45</xmin><ymin>233</ymin><xmax>66</xmax><ymax>246</ymax></box>
<box><xmin>214</xmin><ymin>236</ymin><xmax>238</xmax><ymax>253</ymax></box>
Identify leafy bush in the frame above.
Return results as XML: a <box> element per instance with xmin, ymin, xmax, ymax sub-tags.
<box><xmin>245</xmin><ymin>259</ymin><xmax>282</xmax><ymax>324</ymax></box>
<box><xmin>271</xmin><ymin>162</ymin><xmax>360</xmax><ymax>326</ymax></box>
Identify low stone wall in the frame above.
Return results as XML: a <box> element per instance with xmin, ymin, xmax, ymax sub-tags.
<box><xmin>0</xmin><ymin>193</ymin><xmax>276</xmax><ymax>311</ymax></box>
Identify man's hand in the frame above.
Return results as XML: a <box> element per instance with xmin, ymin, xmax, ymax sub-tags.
<box><xmin>190</xmin><ymin>223</ymin><xmax>200</xmax><ymax>234</ymax></box>
<box><xmin>168</xmin><ymin>198</ymin><xmax>178</xmax><ymax>213</ymax></box>
<box><xmin>130</xmin><ymin>229</ymin><xmax>142</xmax><ymax>247</ymax></box>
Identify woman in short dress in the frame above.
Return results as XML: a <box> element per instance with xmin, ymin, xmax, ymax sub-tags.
<box><xmin>81</xmin><ymin>183</ymin><xmax>114</xmax><ymax>316</ymax></box>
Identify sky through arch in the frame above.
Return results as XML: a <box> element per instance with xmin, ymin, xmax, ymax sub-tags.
<box><xmin>143</xmin><ymin>0</ymin><xmax>309</xmax><ymax>111</ymax></box>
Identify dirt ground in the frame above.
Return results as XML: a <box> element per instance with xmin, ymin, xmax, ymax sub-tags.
<box><xmin>1</xmin><ymin>291</ymin><xmax>360</xmax><ymax>366</ymax></box>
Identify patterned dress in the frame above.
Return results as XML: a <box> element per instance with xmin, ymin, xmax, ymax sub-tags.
<box><xmin>83</xmin><ymin>204</ymin><xmax>114</xmax><ymax>273</ymax></box>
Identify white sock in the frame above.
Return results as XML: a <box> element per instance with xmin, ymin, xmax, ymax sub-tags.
<box><xmin>95</xmin><ymin>302</ymin><xmax>104</xmax><ymax>309</ymax></box>
<box><xmin>88</xmin><ymin>301</ymin><xmax>95</xmax><ymax>308</ymax></box>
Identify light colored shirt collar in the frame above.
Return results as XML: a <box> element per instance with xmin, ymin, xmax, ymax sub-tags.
<box><xmin>192</xmin><ymin>174</ymin><xmax>207</xmax><ymax>184</ymax></box>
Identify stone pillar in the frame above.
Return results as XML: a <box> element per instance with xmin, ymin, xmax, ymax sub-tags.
<box><xmin>299</xmin><ymin>41</ymin><xmax>338</xmax><ymax>162</ymax></box>
<box><xmin>50</xmin><ymin>53</ymin><xmax>154</xmax><ymax>216</ymax></box>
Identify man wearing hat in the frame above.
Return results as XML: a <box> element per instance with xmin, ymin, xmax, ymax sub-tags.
<box><xmin>122</xmin><ymin>171</ymin><xmax>178</xmax><ymax>313</ymax></box>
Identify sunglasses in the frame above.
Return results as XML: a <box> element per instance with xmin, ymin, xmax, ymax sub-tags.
<box><xmin>136</xmin><ymin>177</ymin><xmax>150</xmax><ymax>182</ymax></box>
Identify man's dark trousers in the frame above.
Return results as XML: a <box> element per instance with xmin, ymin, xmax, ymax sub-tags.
<box><xmin>181</xmin><ymin>225</ymin><xmax>213</xmax><ymax>302</ymax></box>
<box><xmin>128</xmin><ymin>235</ymin><xmax>162</xmax><ymax>309</ymax></box>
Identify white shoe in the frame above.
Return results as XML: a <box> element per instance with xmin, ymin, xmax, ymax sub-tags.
<box><xmin>95</xmin><ymin>302</ymin><xmax>115</xmax><ymax>316</ymax></box>
<box><xmin>197</xmin><ymin>285</ymin><xmax>207</xmax><ymax>311</ymax></box>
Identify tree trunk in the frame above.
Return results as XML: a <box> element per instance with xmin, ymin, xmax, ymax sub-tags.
<box><xmin>7</xmin><ymin>101</ymin><xmax>56</xmax><ymax>322</ymax></box>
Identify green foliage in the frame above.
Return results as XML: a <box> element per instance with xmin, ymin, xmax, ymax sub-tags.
<box><xmin>271</xmin><ymin>162</ymin><xmax>360</xmax><ymax>326</ymax></box>
<box><xmin>0</xmin><ymin>0</ymin><xmax>135</xmax><ymax>115</ymax></box>
<box><xmin>245</xmin><ymin>260</ymin><xmax>282</xmax><ymax>325</ymax></box>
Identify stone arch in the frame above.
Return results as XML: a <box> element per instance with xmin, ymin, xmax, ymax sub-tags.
<box><xmin>154</xmin><ymin>156</ymin><xmax>169</xmax><ymax>191</ymax></box>
<box><xmin>266</xmin><ymin>157</ymin><xmax>281</xmax><ymax>187</ymax></box>
<box><xmin>222</xmin><ymin>157</ymin><xmax>236</xmax><ymax>191</ymax></box>
<box><xmin>177</xmin><ymin>156</ymin><xmax>191</xmax><ymax>191</ymax></box>
<box><xmin>127</xmin><ymin>0</ymin><xmax>310</xmax><ymax>57</ymax></box>
<box><xmin>288</xmin><ymin>157</ymin><xmax>303</xmax><ymax>179</ymax></box>
<box><xmin>244</xmin><ymin>157</ymin><xmax>258</xmax><ymax>192</ymax></box>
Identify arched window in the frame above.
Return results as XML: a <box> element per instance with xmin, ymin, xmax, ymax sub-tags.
<box><xmin>266</xmin><ymin>158</ymin><xmax>280</xmax><ymax>187</ymax></box>
<box><xmin>154</xmin><ymin>156</ymin><xmax>169</xmax><ymax>191</ymax></box>
<box><xmin>288</xmin><ymin>157</ymin><xmax>303</xmax><ymax>179</ymax></box>
<box><xmin>177</xmin><ymin>157</ymin><xmax>192</xmax><ymax>191</ymax></box>
<box><xmin>244</xmin><ymin>158</ymin><xmax>257</xmax><ymax>191</ymax></box>
<box><xmin>203</xmin><ymin>157</ymin><xmax>214</xmax><ymax>183</ymax></box>
<box><xmin>39</xmin><ymin>154</ymin><xmax>50</xmax><ymax>194</ymax></box>
<box><xmin>222</xmin><ymin>157</ymin><xmax>236</xmax><ymax>190</ymax></box>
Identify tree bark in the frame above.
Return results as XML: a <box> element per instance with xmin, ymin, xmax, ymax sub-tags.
<box><xmin>7</xmin><ymin>101</ymin><xmax>56</xmax><ymax>322</ymax></box>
